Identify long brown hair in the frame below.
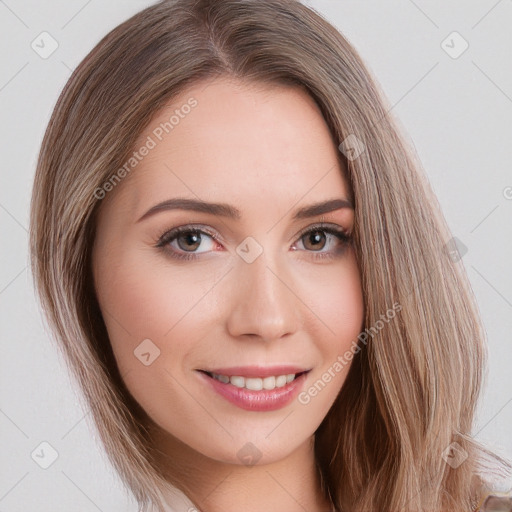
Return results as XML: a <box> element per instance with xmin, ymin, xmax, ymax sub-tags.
<box><xmin>29</xmin><ymin>0</ymin><xmax>511</xmax><ymax>510</ymax></box>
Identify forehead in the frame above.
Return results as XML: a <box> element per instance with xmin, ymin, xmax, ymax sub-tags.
<box><xmin>100</xmin><ymin>76</ymin><xmax>350</xmax><ymax>222</ymax></box>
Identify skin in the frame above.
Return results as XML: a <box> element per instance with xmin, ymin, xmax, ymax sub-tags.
<box><xmin>92</xmin><ymin>76</ymin><xmax>364</xmax><ymax>512</ymax></box>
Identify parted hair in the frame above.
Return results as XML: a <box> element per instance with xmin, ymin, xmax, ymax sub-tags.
<box><xmin>29</xmin><ymin>0</ymin><xmax>511</xmax><ymax>510</ymax></box>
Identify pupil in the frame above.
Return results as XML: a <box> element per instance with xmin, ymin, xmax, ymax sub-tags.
<box><xmin>178</xmin><ymin>232</ymin><xmax>201</xmax><ymax>251</ymax></box>
<box><xmin>305</xmin><ymin>231</ymin><xmax>326</xmax><ymax>250</ymax></box>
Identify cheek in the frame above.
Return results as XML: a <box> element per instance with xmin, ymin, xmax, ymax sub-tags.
<box><xmin>93</xmin><ymin>242</ymin><xmax>228</xmax><ymax>375</ymax></box>
<box><xmin>326</xmin><ymin>271</ymin><xmax>363</xmax><ymax>341</ymax></box>
<box><xmin>94</xmin><ymin>247</ymin><xmax>185</xmax><ymax>360</ymax></box>
<box><xmin>296</xmin><ymin>252</ymin><xmax>364</xmax><ymax>407</ymax></box>
<box><xmin>301</xmin><ymin>251</ymin><xmax>364</xmax><ymax>350</ymax></box>
<box><xmin>93</xmin><ymin>250</ymin><xmax>220</xmax><ymax>421</ymax></box>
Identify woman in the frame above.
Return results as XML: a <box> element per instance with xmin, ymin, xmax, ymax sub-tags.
<box><xmin>29</xmin><ymin>0</ymin><xmax>512</xmax><ymax>510</ymax></box>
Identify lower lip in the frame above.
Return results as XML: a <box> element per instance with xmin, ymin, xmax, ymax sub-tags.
<box><xmin>196</xmin><ymin>371</ymin><xmax>309</xmax><ymax>412</ymax></box>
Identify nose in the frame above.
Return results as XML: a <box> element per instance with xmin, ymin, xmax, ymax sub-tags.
<box><xmin>225</xmin><ymin>250</ymin><xmax>300</xmax><ymax>342</ymax></box>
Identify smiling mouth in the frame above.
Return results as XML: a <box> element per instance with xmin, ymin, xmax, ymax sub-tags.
<box><xmin>198</xmin><ymin>370</ymin><xmax>310</xmax><ymax>391</ymax></box>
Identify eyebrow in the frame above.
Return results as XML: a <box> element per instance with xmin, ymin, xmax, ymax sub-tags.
<box><xmin>136</xmin><ymin>197</ymin><xmax>353</xmax><ymax>223</ymax></box>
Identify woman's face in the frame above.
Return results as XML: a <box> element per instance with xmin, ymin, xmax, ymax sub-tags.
<box><xmin>92</xmin><ymin>76</ymin><xmax>364</xmax><ymax>465</ymax></box>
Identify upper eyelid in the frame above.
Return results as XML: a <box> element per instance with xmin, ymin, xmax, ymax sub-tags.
<box><xmin>296</xmin><ymin>222</ymin><xmax>349</xmax><ymax>237</ymax></box>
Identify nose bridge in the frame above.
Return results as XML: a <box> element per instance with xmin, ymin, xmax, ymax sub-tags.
<box><xmin>226</xmin><ymin>244</ymin><xmax>299</xmax><ymax>341</ymax></box>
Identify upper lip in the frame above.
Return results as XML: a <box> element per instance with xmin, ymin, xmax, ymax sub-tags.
<box><xmin>198</xmin><ymin>365</ymin><xmax>311</xmax><ymax>378</ymax></box>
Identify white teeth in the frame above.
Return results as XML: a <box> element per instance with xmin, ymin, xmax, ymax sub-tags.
<box><xmin>275</xmin><ymin>375</ymin><xmax>287</xmax><ymax>387</ymax></box>
<box><xmin>262</xmin><ymin>376</ymin><xmax>275</xmax><ymax>390</ymax></box>
<box><xmin>211</xmin><ymin>372</ymin><xmax>299</xmax><ymax>390</ymax></box>
<box><xmin>245</xmin><ymin>378</ymin><xmax>263</xmax><ymax>391</ymax></box>
<box><xmin>230</xmin><ymin>375</ymin><xmax>245</xmax><ymax>388</ymax></box>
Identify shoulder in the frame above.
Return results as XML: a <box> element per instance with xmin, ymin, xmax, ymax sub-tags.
<box><xmin>475</xmin><ymin>493</ymin><xmax>512</xmax><ymax>511</ymax></box>
<box><xmin>472</xmin><ymin>473</ymin><xmax>512</xmax><ymax>511</ymax></box>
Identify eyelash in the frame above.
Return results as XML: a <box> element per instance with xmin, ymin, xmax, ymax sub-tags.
<box><xmin>155</xmin><ymin>223</ymin><xmax>353</xmax><ymax>262</ymax></box>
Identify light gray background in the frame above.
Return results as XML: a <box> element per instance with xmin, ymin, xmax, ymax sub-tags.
<box><xmin>1</xmin><ymin>0</ymin><xmax>511</xmax><ymax>510</ymax></box>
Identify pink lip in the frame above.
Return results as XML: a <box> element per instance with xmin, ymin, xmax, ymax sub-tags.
<box><xmin>199</xmin><ymin>365</ymin><xmax>310</xmax><ymax>378</ymax></box>
<box><xmin>196</xmin><ymin>370</ymin><xmax>310</xmax><ymax>412</ymax></box>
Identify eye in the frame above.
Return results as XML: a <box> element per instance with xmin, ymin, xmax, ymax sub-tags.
<box><xmin>292</xmin><ymin>224</ymin><xmax>352</xmax><ymax>260</ymax></box>
<box><xmin>156</xmin><ymin>225</ymin><xmax>220</xmax><ymax>261</ymax></box>
<box><xmin>155</xmin><ymin>223</ymin><xmax>352</xmax><ymax>261</ymax></box>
